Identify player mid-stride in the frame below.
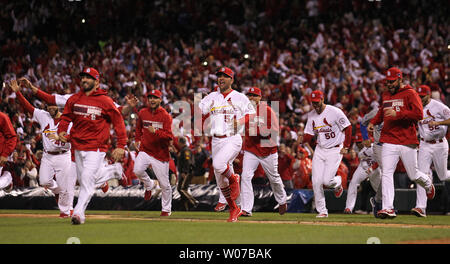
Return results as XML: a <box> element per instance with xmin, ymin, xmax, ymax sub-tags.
<box><xmin>303</xmin><ymin>90</ymin><xmax>352</xmax><ymax>218</ymax></box>
<box><xmin>368</xmin><ymin>67</ymin><xmax>435</xmax><ymax>219</ymax></box>
<box><xmin>199</xmin><ymin>67</ymin><xmax>255</xmax><ymax>222</ymax></box>
<box><xmin>411</xmin><ymin>85</ymin><xmax>450</xmax><ymax>217</ymax></box>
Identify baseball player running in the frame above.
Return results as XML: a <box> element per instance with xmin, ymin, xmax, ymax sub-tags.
<box><xmin>360</xmin><ymin>101</ymin><xmax>383</xmax><ymax>217</ymax></box>
<box><xmin>134</xmin><ymin>90</ymin><xmax>174</xmax><ymax>216</ymax></box>
<box><xmin>303</xmin><ymin>90</ymin><xmax>352</xmax><ymax>218</ymax></box>
<box><xmin>344</xmin><ymin>140</ymin><xmax>381</xmax><ymax>213</ymax></box>
<box><xmin>411</xmin><ymin>85</ymin><xmax>450</xmax><ymax>217</ymax></box>
<box><xmin>10</xmin><ymin>80</ymin><xmax>74</xmax><ymax>217</ymax></box>
<box><xmin>19</xmin><ymin>77</ymin><xmax>129</xmax><ymax>216</ymax></box>
<box><xmin>0</xmin><ymin>111</ymin><xmax>17</xmax><ymax>192</ymax></box>
<box><xmin>58</xmin><ymin>67</ymin><xmax>127</xmax><ymax>225</ymax></box>
<box><xmin>240</xmin><ymin>86</ymin><xmax>287</xmax><ymax>216</ymax></box>
<box><xmin>368</xmin><ymin>67</ymin><xmax>435</xmax><ymax>219</ymax></box>
<box><xmin>199</xmin><ymin>67</ymin><xmax>255</xmax><ymax>222</ymax></box>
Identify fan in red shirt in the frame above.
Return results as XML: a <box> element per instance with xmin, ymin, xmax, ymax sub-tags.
<box><xmin>367</xmin><ymin>67</ymin><xmax>435</xmax><ymax>219</ymax></box>
<box><xmin>58</xmin><ymin>67</ymin><xmax>128</xmax><ymax>225</ymax></box>
<box><xmin>240</xmin><ymin>87</ymin><xmax>288</xmax><ymax>216</ymax></box>
<box><xmin>134</xmin><ymin>89</ymin><xmax>174</xmax><ymax>216</ymax></box>
<box><xmin>0</xmin><ymin>111</ymin><xmax>17</xmax><ymax>192</ymax></box>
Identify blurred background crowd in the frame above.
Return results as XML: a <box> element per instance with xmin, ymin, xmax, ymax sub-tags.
<box><xmin>0</xmin><ymin>0</ymin><xmax>448</xmax><ymax>212</ymax></box>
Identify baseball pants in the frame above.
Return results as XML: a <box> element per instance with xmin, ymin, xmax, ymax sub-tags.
<box><xmin>345</xmin><ymin>165</ymin><xmax>381</xmax><ymax>211</ymax></box>
<box><xmin>72</xmin><ymin>150</ymin><xmax>106</xmax><ymax>223</ymax></box>
<box><xmin>415</xmin><ymin>138</ymin><xmax>450</xmax><ymax>211</ymax></box>
<box><xmin>134</xmin><ymin>151</ymin><xmax>172</xmax><ymax>213</ymax></box>
<box><xmin>39</xmin><ymin>152</ymin><xmax>73</xmax><ymax>215</ymax></box>
<box><xmin>312</xmin><ymin>145</ymin><xmax>343</xmax><ymax>215</ymax></box>
<box><xmin>381</xmin><ymin>143</ymin><xmax>433</xmax><ymax>210</ymax></box>
<box><xmin>372</xmin><ymin>143</ymin><xmax>383</xmax><ymax>203</ymax></box>
<box><xmin>0</xmin><ymin>167</ymin><xmax>12</xmax><ymax>190</ymax></box>
<box><xmin>212</xmin><ymin>135</ymin><xmax>242</xmax><ymax>189</ymax></box>
<box><xmin>240</xmin><ymin>151</ymin><xmax>286</xmax><ymax>213</ymax></box>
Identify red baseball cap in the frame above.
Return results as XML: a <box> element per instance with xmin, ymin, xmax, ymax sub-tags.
<box><xmin>146</xmin><ymin>90</ymin><xmax>162</xmax><ymax>98</ymax></box>
<box><xmin>416</xmin><ymin>85</ymin><xmax>431</xmax><ymax>96</ymax></box>
<box><xmin>80</xmin><ymin>67</ymin><xmax>100</xmax><ymax>80</ymax></box>
<box><xmin>310</xmin><ymin>90</ymin><xmax>324</xmax><ymax>102</ymax></box>
<box><xmin>247</xmin><ymin>87</ymin><xmax>262</xmax><ymax>97</ymax></box>
<box><xmin>385</xmin><ymin>67</ymin><xmax>403</xmax><ymax>81</ymax></box>
<box><xmin>216</xmin><ymin>67</ymin><xmax>234</xmax><ymax>79</ymax></box>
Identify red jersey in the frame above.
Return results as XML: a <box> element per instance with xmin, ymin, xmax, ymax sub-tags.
<box><xmin>370</xmin><ymin>85</ymin><xmax>423</xmax><ymax>145</ymax></box>
<box><xmin>135</xmin><ymin>106</ymin><xmax>173</xmax><ymax>162</ymax></box>
<box><xmin>243</xmin><ymin>102</ymin><xmax>278</xmax><ymax>157</ymax></box>
<box><xmin>58</xmin><ymin>89</ymin><xmax>127</xmax><ymax>152</ymax></box>
<box><xmin>0</xmin><ymin>112</ymin><xmax>17</xmax><ymax>158</ymax></box>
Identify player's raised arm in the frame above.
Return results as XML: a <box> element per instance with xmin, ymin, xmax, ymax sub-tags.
<box><xmin>10</xmin><ymin>80</ymin><xmax>35</xmax><ymax>114</ymax></box>
<box><xmin>19</xmin><ymin>77</ymin><xmax>57</xmax><ymax>105</ymax></box>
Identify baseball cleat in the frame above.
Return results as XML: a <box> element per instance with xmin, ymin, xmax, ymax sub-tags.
<box><xmin>59</xmin><ymin>212</ymin><xmax>70</xmax><ymax>218</ymax></box>
<box><xmin>101</xmin><ymin>182</ymin><xmax>109</xmax><ymax>193</ymax></box>
<box><xmin>144</xmin><ymin>189</ymin><xmax>152</xmax><ymax>201</ymax></box>
<box><xmin>240</xmin><ymin>210</ymin><xmax>252</xmax><ymax>217</ymax></box>
<box><xmin>214</xmin><ymin>202</ymin><xmax>227</xmax><ymax>212</ymax></box>
<box><xmin>71</xmin><ymin>215</ymin><xmax>83</xmax><ymax>225</ymax></box>
<box><xmin>316</xmin><ymin>213</ymin><xmax>328</xmax><ymax>218</ymax></box>
<box><xmin>160</xmin><ymin>211</ymin><xmax>171</xmax><ymax>216</ymax></box>
<box><xmin>334</xmin><ymin>186</ymin><xmax>343</xmax><ymax>198</ymax></box>
<box><xmin>343</xmin><ymin>208</ymin><xmax>352</xmax><ymax>214</ymax></box>
<box><xmin>411</xmin><ymin>208</ymin><xmax>426</xmax><ymax>217</ymax></box>
<box><xmin>278</xmin><ymin>203</ymin><xmax>287</xmax><ymax>215</ymax></box>
<box><xmin>377</xmin><ymin>209</ymin><xmax>396</xmax><ymax>219</ymax></box>
<box><xmin>227</xmin><ymin>207</ymin><xmax>242</xmax><ymax>222</ymax></box>
<box><xmin>426</xmin><ymin>184</ymin><xmax>435</xmax><ymax>200</ymax></box>
<box><xmin>229</xmin><ymin>174</ymin><xmax>241</xmax><ymax>200</ymax></box>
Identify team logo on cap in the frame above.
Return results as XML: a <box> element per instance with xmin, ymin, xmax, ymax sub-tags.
<box><xmin>312</xmin><ymin>93</ymin><xmax>316</xmax><ymax>98</ymax></box>
<box><xmin>387</xmin><ymin>71</ymin><xmax>391</xmax><ymax>76</ymax></box>
<box><xmin>418</xmin><ymin>88</ymin><xmax>422</xmax><ymax>92</ymax></box>
<box><xmin>251</xmin><ymin>88</ymin><xmax>254</xmax><ymax>92</ymax></box>
<box><xmin>221</xmin><ymin>67</ymin><xmax>225</xmax><ymax>72</ymax></box>
<box><xmin>86</xmin><ymin>68</ymin><xmax>90</xmax><ymax>73</ymax></box>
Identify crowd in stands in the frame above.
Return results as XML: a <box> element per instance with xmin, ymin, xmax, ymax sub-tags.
<box><xmin>1</xmin><ymin>1</ymin><xmax>448</xmax><ymax>212</ymax></box>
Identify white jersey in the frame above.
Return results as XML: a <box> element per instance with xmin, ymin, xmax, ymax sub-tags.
<box><xmin>54</xmin><ymin>93</ymin><xmax>120</xmax><ymax>109</ymax></box>
<box><xmin>199</xmin><ymin>90</ymin><xmax>255</xmax><ymax>136</ymax></box>
<box><xmin>357</xmin><ymin>145</ymin><xmax>377</xmax><ymax>171</ymax></box>
<box><xmin>305</xmin><ymin>105</ymin><xmax>351</xmax><ymax>148</ymax></box>
<box><xmin>418</xmin><ymin>99</ymin><xmax>450</xmax><ymax>141</ymax></box>
<box><xmin>32</xmin><ymin>108</ymin><xmax>72</xmax><ymax>152</ymax></box>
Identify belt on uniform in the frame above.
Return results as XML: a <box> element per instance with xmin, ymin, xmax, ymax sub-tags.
<box><xmin>421</xmin><ymin>138</ymin><xmax>443</xmax><ymax>144</ymax></box>
<box><xmin>213</xmin><ymin>135</ymin><xmax>229</xmax><ymax>138</ymax></box>
<box><xmin>325</xmin><ymin>144</ymin><xmax>340</xmax><ymax>149</ymax></box>
<box><xmin>376</xmin><ymin>143</ymin><xmax>383</xmax><ymax>146</ymax></box>
<box><xmin>45</xmin><ymin>150</ymin><xmax>68</xmax><ymax>155</ymax></box>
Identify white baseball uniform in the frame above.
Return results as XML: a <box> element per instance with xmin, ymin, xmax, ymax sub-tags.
<box><xmin>198</xmin><ymin>90</ymin><xmax>255</xmax><ymax>189</ymax></box>
<box><xmin>305</xmin><ymin>105</ymin><xmax>351</xmax><ymax>215</ymax></box>
<box><xmin>32</xmin><ymin>108</ymin><xmax>74</xmax><ymax>215</ymax></box>
<box><xmin>345</xmin><ymin>144</ymin><xmax>381</xmax><ymax>211</ymax></box>
<box><xmin>415</xmin><ymin>99</ymin><xmax>450</xmax><ymax>211</ymax></box>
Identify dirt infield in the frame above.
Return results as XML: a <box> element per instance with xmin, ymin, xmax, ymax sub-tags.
<box><xmin>2</xmin><ymin>213</ymin><xmax>449</xmax><ymax>229</ymax></box>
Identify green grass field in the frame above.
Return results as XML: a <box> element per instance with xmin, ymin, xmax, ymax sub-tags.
<box><xmin>0</xmin><ymin>209</ymin><xmax>449</xmax><ymax>244</ymax></box>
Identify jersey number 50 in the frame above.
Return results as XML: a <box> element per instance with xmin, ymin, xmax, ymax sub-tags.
<box><xmin>324</xmin><ymin>132</ymin><xmax>336</xmax><ymax>139</ymax></box>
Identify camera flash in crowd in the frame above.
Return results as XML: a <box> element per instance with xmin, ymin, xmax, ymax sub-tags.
<box><xmin>133</xmin><ymin>81</ymin><xmax>138</xmax><ymax>85</ymax></box>
<box><xmin>82</xmin><ymin>18</ymin><xmax>86</xmax><ymax>23</ymax></box>
<box><xmin>244</xmin><ymin>54</ymin><xmax>249</xmax><ymax>59</ymax></box>
<box><xmin>202</xmin><ymin>61</ymin><xmax>208</xmax><ymax>66</ymax></box>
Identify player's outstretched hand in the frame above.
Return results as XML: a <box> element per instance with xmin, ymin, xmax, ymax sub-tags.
<box><xmin>112</xmin><ymin>147</ymin><xmax>125</xmax><ymax>162</ymax></box>
<box><xmin>9</xmin><ymin>79</ymin><xmax>19</xmax><ymax>92</ymax></box>
<box><xmin>18</xmin><ymin>77</ymin><xmax>38</xmax><ymax>93</ymax></box>
<box><xmin>340</xmin><ymin>147</ymin><xmax>349</xmax><ymax>155</ymax></box>
<box><xmin>125</xmin><ymin>94</ymin><xmax>138</xmax><ymax>108</ymax></box>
